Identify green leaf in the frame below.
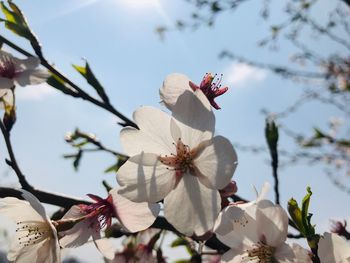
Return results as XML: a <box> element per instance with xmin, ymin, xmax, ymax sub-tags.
<box><xmin>72</xmin><ymin>61</ymin><xmax>110</xmax><ymax>103</ymax></box>
<box><xmin>173</xmin><ymin>260</ymin><xmax>190</xmax><ymax>263</ymax></box>
<box><xmin>171</xmin><ymin>237</ymin><xmax>194</xmax><ymax>256</ymax></box>
<box><xmin>104</xmin><ymin>156</ymin><xmax>127</xmax><ymax>173</ymax></box>
<box><xmin>171</xmin><ymin>237</ymin><xmax>189</xmax><ymax>248</ymax></box>
<box><xmin>102</xmin><ymin>180</ymin><xmax>112</xmax><ymax>192</ymax></box>
<box><xmin>288</xmin><ymin>198</ymin><xmax>306</xmax><ymax>234</ymax></box>
<box><xmin>301</xmin><ymin>187</ymin><xmax>312</xmax><ymax>230</ymax></box>
<box><xmin>0</xmin><ymin>1</ymin><xmax>36</xmax><ymax>42</ymax></box>
<box><xmin>73</xmin><ymin>150</ymin><xmax>83</xmax><ymax>171</ymax></box>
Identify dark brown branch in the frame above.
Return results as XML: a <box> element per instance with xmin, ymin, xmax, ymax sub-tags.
<box><xmin>0</xmin><ymin>187</ymin><xmax>90</xmax><ymax>208</ymax></box>
<box><xmin>0</xmin><ymin>119</ymin><xmax>33</xmax><ymax>191</ymax></box>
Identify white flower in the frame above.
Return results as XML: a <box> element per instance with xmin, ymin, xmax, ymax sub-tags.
<box><xmin>0</xmin><ymin>190</ymin><xmax>60</xmax><ymax>263</ymax></box>
<box><xmin>215</xmin><ymin>199</ymin><xmax>296</xmax><ymax>263</ymax></box>
<box><xmin>160</xmin><ymin>73</ymin><xmax>228</xmax><ymax>110</ymax></box>
<box><xmin>318</xmin><ymin>232</ymin><xmax>350</xmax><ymax>263</ymax></box>
<box><xmin>291</xmin><ymin>244</ymin><xmax>312</xmax><ymax>263</ymax></box>
<box><xmin>117</xmin><ymin>90</ymin><xmax>237</xmax><ymax>236</ymax></box>
<box><xmin>59</xmin><ymin>188</ymin><xmax>159</xmax><ymax>260</ymax></box>
<box><xmin>0</xmin><ymin>50</ymin><xmax>49</xmax><ymax>90</ymax></box>
<box><xmin>214</xmin><ymin>182</ymin><xmax>270</xmax><ymax>236</ymax></box>
<box><xmin>106</xmin><ymin>229</ymin><xmax>164</xmax><ymax>263</ymax></box>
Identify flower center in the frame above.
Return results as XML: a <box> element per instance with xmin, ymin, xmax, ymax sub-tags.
<box><xmin>80</xmin><ymin>194</ymin><xmax>115</xmax><ymax>230</ymax></box>
<box><xmin>246</xmin><ymin>241</ymin><xmax>275</xmax><ymax>263</ymax></box>
<box><xmin>16</xmin><ymin>221</ymin><xmax>52</xmax><ymax>247</ymax></box>
<box><xmin>189</xmin><ymin>73</ymin><xmax>228</xmax><ymax>110</ymax></box>
<box><xmin>0</xmin><ymin>56</ymin><xmax>16</xmax><ymax>79</ymax></box>
<box><xmin>159</xmin><ymin>138</ymin><xmax>198</xmax><ymax>177</ymax></box>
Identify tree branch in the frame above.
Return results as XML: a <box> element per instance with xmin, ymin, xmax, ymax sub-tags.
<box><xmin>0</xmin><ymin>34</ymin><xmax>137</xmax><ymax>128</ymax></box>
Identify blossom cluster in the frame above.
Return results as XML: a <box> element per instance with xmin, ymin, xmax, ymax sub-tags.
<box><xmin>0</xmin><ymin>51</ymin><xmax>349</xmax><ymax>262</ymax></box>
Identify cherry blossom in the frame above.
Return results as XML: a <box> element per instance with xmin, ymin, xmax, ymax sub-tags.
<box><xmin>117</xmin><ymin>90</ymin><xmax>237</xmax><ymax>236</ymax></box>
<box><xmin>107</xmin><ymin>229</ymin><xmax>166</xmax><ymax>263</ymax></box>
<box><xmin>318</xmin><ymin>232</ymin><xmax>350</xmax><ymax>263</ymax></box>
<box><xmin>59</xmin><ymin>188</ymin><xmax>159</xmax><ymax>260</ymax></box>
<box><xmin>0</xmin><ymin>50</ymin><xmax>49</xmax><ymax>90</ymax></box>
<box><xmin>214</xmin><ymin>199</ymin><xmax>296</xmax><ymax>263</ymax></box>
<box><xmin>0</xmin><ymin>190</ymin><xmax>60</xmax><ymax>263</ymax></box>
<box><xmin>160</xmin><ymin>73</ymin><xmax>228</xmax><ymax>110</ymax></box>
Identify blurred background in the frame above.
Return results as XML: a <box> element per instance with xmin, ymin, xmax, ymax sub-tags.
<box><xmin>0</xmin><ymin>0</ymin><xmax>349</xmax><ymax>262</ymax></box>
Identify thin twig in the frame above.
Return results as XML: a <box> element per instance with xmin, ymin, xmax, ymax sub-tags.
<box><xmin>0</xmin><ymin>119</ymin><xmax>33</xmax><ymax>191</ymax></box>
<box><xmin>0</xmin><ymin>34</ymin><xmax>137</xmax><ymax>128</ymax></box>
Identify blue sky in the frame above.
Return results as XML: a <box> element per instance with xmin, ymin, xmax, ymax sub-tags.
<box><xmin>0</xmin><ymin>0</ymin><xmax>349</xmax><ymax>262</ymax></box>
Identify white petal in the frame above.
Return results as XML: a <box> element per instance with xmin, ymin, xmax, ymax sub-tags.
<box><xmin>170</xmin><ymin>118</ymin><xmax>182</xmax><ymax>142</ymax></box>
<box><xmin>291</xmin><ymin>243</ymin><xmax>312</xmax><ymax>263</ymax></box>
<box><xmin>92</xmin><ymin>233</ymin><xmax>115</xmax><ymax>260</ymax></box>
<box><xmin>59</xmin><ymin>219</ymin><xmax>94</xmax><ymax>248</ymax></box>
<box><xmin>20</xmin><ymin>190</ymin><xmax>47</xmax><ymax>220</ymax></box>
<box><xmin>256</xmin><ymin>200</ymin><xmax>288</xmax><ymax>247</ymax></box>
<box><xmin>221</xmin><ymin>250</ymin><xmax>252</xmax><ymax>263</ymax></box>
<box><xmin>117</xmin><ymin>156</ymin><xmax>176</xmax><ymax>203</ymax></box>
<box><xmin>120</xmin><ymin>106</ymin><xmax>174</xmax><ymax>156</ymax></box>
<box><xmin>194</xmin><ymin>136</ymin><xmax>237</xmax><ymax>190</ymax></box>
<box><xmin>61</xmin><ymin>204</ymin><xmax>85</xmax><ymax>220</ymax></box>
<box><xmin>274</xmin><ymin>242</ymin><xmax>296</xmax><ymax>263</ymax></box>
<box><xmin>159</xmin><ymin>73</ymin><xmax>192</xmax><ymax>110</ymax></box>
<box><xmin>0</xmin><ymin>197</ymin><xmax>44</xmax><ymax>222</ymax></box>
<box><xmin>255</xmin><ymin>182</ymin><xmax>270</xmax><ymax>202</ymax></box>
<box><xmin>110</xmin><ymin>188</ymin><xmax>160</xmax><ymax>232</ymax></box>
<box><xmin>215</xmin><ymin>204</ymin><xmax>258</xmax><ymax>250</ymax></box>
<box><xmin>164</xmin><ymin>174</ymin><xmax>221</xmax><ymax>236</ymax></box>
<box><xmin>318</xmin><ymin>232</ymin><xmax>350</xmax><ymax>263</ymax></box>
<box><xmin>171</xmin><ymin>90</ymin><xmax>215</xmax><ymax>149</ymax></box>
<box><xmin>36</xmin><ymin>238</ymin><xmax>61</xmax><ymax>263</ymax></box>
<box><xmin>15</xmin><ymin>69</ymin><xmax>50</xmax><ymax>86</ymax></box>
<box><xmin>13</xmin><ymin>56</ymin><xmax>40</xmax><ymax>70</ymax></box>
<box><xmin>0</xmin><ymin>77</ymin><xmax>14</xmax><ymax>89</ymax></box>
<box><xmin>8</xmin><ymin>241</ymin><xmax>41</xmax><ymax>263</ymax></box>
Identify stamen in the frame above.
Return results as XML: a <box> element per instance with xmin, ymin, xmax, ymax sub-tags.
<box><xmin>244</xmin><ymin>241</ymin><xmax>275</xmax><ymax>263</ymax></box>
<box><xmin>16</xmin><ymin>221</ymin><xmax>52</xmax><ymax>247</ymax></box>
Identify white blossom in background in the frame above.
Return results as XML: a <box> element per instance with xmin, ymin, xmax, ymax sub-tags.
<box><xmin>0</xmin><ymin>50</ymin><xmax>49</xmax><ymax>90</ymax></box>
<box><xmin>318</xmin><ymin>232</ymin><xmax>350</xmax><ymax>263</ymax></box>
<box><xmin>160</xmin><ymin>73</ymin><xmax>228</xmax><ymax>110</ymax></box>
<box><xmin>60</xmin><ymin>188</ymin><xmax>159</xmax><ymax>260</ymax></box>
<box><xmin>0</xmin><ymin>190</ymin><xmax>60</xmax><ymax>263</ymax></box>
<box><xmin>107</xmin><ymin>229</ymin><xmax>164</xmax><ymax>263</ymax></box>
<box><xmin>117</xmin><ymin>90</ymin><xmax>237</xmax><ymax>236</ymax></box>
<box><xmin>215</xmin><ymin>199</ymin><xmax>296</xmax><ymax>263</ymax></box>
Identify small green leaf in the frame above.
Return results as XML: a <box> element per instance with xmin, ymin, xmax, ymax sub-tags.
<box><xmin>104</xmin><ymin>156</ymin><xmax>127</xmax><ymax>173</ymax></box>
<box><xmin>73</xmin><ymin>61</ymin><xmax>110</xmax><ymax>103</ymax></box>
<box><xmin>171</xmin><ymin>237</ymin><xmax>188</xmax><ymax>248</ymax></box>
<box><xmin>102</xmin><ymin>180</ymin><xmax>112</xmax><ymax>192</ymax></box>
<box><xmin>73</xmin><ymin>150</ymin><xmax>83</xmax><ymax>171</ymax></box>
<box><xmin>0</xmin><ymin>1</ymin><xmax>37</xmax><ymax>44</ymax></box>
<box><xmin>301</xmin><ymin>187</ymin><xmax>312</xmax><ymax>230</ymax></box>
<box><xmin>288</xmin><ymin>198</ymin><xmax>306</xmax><ymax>234</ymax></box>
<box><xmin>171</xmin><ymin>237</ymin><xmax>194</xmax><ymax>256</ymax></box>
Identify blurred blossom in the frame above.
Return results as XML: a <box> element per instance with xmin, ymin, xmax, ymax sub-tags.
<box><xmin>0</xmin><ymin>50</ymin><xmax>49</xmax><ymax>90</ymax></box>
<box><xmin>318</xmin><ymin>232</ymin><xmax>350</xmax><ymax>263</ymax></box>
